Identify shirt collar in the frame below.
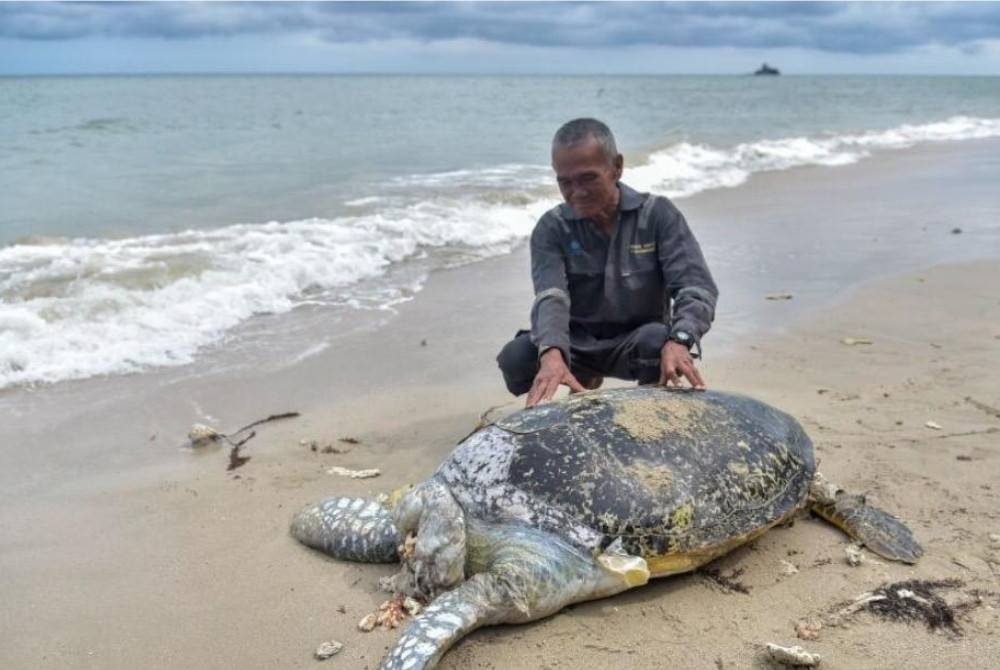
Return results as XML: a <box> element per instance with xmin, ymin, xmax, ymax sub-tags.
<box><xmin>558</xmin><ymin>181</ymin><xmax>647</xmax><ymax>221</ymax></box>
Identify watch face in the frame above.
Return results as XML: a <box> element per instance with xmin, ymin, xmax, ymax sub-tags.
<box><xmin>673</xmin><ymin>331</ymin><xmax>691</xmax><ymax>343</ymax></box>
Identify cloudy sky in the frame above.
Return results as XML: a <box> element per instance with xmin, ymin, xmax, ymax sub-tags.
<box><xmin>2</xmin><ymin>1</ymin><xmax>999</xmax><ymax>76</ymax></box>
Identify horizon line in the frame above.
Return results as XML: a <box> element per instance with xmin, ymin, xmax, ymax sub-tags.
<box><xmin>2</xmin><ymin>71</ymin><xmax>997</xmax><ymax>78</ymax></box>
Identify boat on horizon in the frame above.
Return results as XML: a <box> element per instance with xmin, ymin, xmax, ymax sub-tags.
<box><xmin>754</xmin><ymin>63</ymin><xmax>780</xmax><ymax>76</ymax></box>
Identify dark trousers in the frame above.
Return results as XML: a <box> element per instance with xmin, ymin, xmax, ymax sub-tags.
<box><xmin>495</xmin><ymin>322</ymin><xmax>670</xmax><ymax>396</ymax></box>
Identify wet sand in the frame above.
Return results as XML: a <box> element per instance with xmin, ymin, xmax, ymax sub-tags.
<box><xmin>2</xmin><ymin>141</ymin><xmax>1000</xmax><ymax>669</ymax></box>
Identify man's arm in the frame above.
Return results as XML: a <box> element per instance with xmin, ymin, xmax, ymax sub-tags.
<box><xmin>526</xmin><ymin>217</ymin><xmax>585</xmax><ymax>406</ymax></box>
<box><xmin>529</xmin><ymin>217</ymin><xmax>571</xmax><ymax>363</ymax></box>
<box><xmin>654</xmin><ymin>198</ymin><xmax>718</xmax><ymax>387</ymax></box>
<box><xmin>654</xmin><ymin>198</ymin><xmax>718</xmax><ymax>345</ymax></box>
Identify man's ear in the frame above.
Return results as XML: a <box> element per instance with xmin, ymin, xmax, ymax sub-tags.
<box><xmin>614</xmin><ymin>153</ymin><xmax>624</xmax><ymax>179</ymax></box>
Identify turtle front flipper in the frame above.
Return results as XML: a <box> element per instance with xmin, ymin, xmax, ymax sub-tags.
<box><xmin>290</xmin><ymin>497</ymin><xmax>400</xmax><ymax>563</ymax></box>
<box><xmin>809</xmin><ymin>474</ymin><xmax>923</xmax><ymax>564</ymax></box>
<box><xmin>380</xmin><ymin>522</ymin><xmax>649</xmax><ymax>670</ymax></box>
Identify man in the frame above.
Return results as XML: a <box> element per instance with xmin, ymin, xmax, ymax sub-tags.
<box><xmin>496</xmin><ymin>118</ymin><xmax>718</xmax><ymax>407</ymax></box>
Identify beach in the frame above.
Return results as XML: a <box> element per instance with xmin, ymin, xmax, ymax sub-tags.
<box><xmin>2</xmin><ymin>134</ymin><xmax>999</xmax><ymax>669</ymax></box>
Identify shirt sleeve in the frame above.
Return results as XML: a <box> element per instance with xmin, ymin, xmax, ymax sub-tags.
<box><xmin>529</xmin><ymin>215</ymin><xmax>572</xmax><ymax>364</ymax></box>
<box><xmin>653</xmin><ymin>198</ymin><xmax>719</xmax><ymax>350</ymax></box>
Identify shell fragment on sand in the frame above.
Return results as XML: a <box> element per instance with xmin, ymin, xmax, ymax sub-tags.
<box><xmin>924</xmin><ymin>421</ymin><xmax>943</xmax><ymax>430</ymax></box>
<box><xmin>795</xmin><ymin>619</ymin><xmax>822</xmax><ymax>641</ymax></box>
<box><xmin>327</xmin><ymin>466</ymin><xmax>381</xmax><ymax>479</ymax></box>
<box><xmin>845</xmin><ymin>544</ymin><xmax>864</xmax><ymax>567</ymax></box>
<box><xmin>766</xmin><ymin>643</ymin><xmax>821</xmax><ymax>667</ymax></box>
<box><xmin>314</xmin><ymin>640</ymin><xmax>344</xmax><ymax>660</ymax></box>
<box><xmin>357</xmin><ymin>595</ymin><xmax>418</xmax><ymax>633</ymax></box>
<box><xmin>840</xmin><ymin>337</ymin><xmax>873</xmax><ymax>346</ymax></box>
<box><xmin>779</xmin><ymin>559</ymin><xmax>800</xmax><ymax>576</ymax></box>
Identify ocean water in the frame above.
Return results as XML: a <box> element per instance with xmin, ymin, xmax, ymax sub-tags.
<box><xmin>1</xmin><ymin>74</ymin><xmax>999</xmax><ymax>389</ymax></box>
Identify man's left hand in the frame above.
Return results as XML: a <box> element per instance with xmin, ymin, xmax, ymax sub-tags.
<box><xmin>659</xmin><ymin>340</ymin><xmax>706</xmax><ymax>389</ymax></box>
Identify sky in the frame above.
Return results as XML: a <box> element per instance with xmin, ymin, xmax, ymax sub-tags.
<box><xmin>1</xmin><ymin>1</ymin><xmax>999</xmax><ymax>76</ymax></box>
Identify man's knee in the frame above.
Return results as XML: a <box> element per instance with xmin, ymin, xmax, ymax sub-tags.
<box><xmin>634</xmin><ymin>322</ymin><xmax>670</xmax><ymax>358</ymax></box>
<box><xmin>629</xmin><ymin>322</ymin><xmax>669</xmax><ymax>384</ymax></box>
<box><xmin>496</xmin><ymin>333</ymin><xmax>539</xmax><ymax>396</ymax></box>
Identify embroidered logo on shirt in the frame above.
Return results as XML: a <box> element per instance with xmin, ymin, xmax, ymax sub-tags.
<box><xmin>629</xmin><ymin>242</ymin><xmax>657</xmax><ymax>255</ymax></box>
<box><xmin>568</xmin><ymin>240</ymin><xmax>584</xmax><ymax>256</ymax></box>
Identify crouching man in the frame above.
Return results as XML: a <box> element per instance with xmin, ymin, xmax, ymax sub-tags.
<box><xmin>497</xmin><ymin>118</ymin><xmax>718</xmax><ymax>407</ymax></box>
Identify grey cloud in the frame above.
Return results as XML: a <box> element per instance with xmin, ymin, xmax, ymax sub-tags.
<box><xmin>1</xmin><ymin>2</ymin><xmax>998</xmax><ymax>54</ymax></box>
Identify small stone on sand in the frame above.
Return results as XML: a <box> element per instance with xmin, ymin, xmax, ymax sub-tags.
<box><xmin>779</xmin><ymin>559</ymin><xmax>799</xmax><ymax>576</ymax></box>
<box><xmin>924</xmin><ymin>420</ymin><xmax>942</xmax><ymax>430</ymax></box>
<box><xmin>988</xmin><ymin>533</ymin><xmax>1000</xmax><ymax>547</ymax></box>
<box><xmin>840</xmin><ymin>337</ymin><xmax>873</xmax><ymax>346</ymax></box>
<box><xmin>951</xmin><ymin>227</ymin><xmax>963</xmax><ymax>234</ymax></box>
<box><xmin>314</xmin><ymin>640</ymin><xmax>343</xmax><ymax>660</ymax></box>
<box><xmin>357</xmin><ymin>613</ymin><xmax>378</xmax><ymax>632</ymax></box>
<box><xmin>766</xmin><ymin>293</ymin><xmax>794</xmax><ymax>301</ymax></box>
<box><xmin>187</xmin><ymin>423</ymin><xmax>222</xmax><ymax>448</ymax></box>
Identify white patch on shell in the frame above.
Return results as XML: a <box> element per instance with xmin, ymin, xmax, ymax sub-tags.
<box><xmin>437</xmin><ymin>426</ymin><xmax>604</xmax><ymax>553</ymax></box>
<box><xmin>437</xmin><ymin>426</ymin><xmax>517</xmax><ymax>486</ymax></box>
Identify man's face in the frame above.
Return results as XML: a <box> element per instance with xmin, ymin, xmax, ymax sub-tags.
<box><xmin>552</xmin><ymin>137</ymin><xmax>623</xmax><ymax>220</ymax></box>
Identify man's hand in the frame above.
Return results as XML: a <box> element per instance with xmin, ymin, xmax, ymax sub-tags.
<box><xmin>526</xmin><ymin>348</ymin><xmax>586</xmax><ymax>407</ymax></box>
<box><xmin>659</xmin><ymin>340</ymin><xmax>706</xmax><ymax>389</ymax></box>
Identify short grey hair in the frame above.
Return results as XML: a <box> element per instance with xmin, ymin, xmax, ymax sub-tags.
<box><xmin>552</xmin><ymin>118</ymin><xmax>619</xmax><ymax>164</ymax></box>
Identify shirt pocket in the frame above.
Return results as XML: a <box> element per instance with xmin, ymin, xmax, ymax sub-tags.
<box><xmin>566</xmin><ymin>254</ymin><xmax>604</xmax><ymax>277</ymax></box>
<box><xmin>566</xmin><ymin>257</ymin><xmax>605</xmax><ymax>316</ymax></box>
<box><xmin>621</xmin><ymin>252</ymin><xmax>660</xmax><ymax>291</ymax></box>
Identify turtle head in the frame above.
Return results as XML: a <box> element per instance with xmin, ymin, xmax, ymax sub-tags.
<box><xmin>392</xmin><ymin>478</ymin><xmax>467</xmax><ymax>599</ymax></box>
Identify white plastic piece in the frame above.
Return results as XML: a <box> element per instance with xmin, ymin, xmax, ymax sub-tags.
<box><xmin>328</xmin><ymin>466</ymin><xmax>381</xmax><ymax>479</ymax></box>
<box><xmin>766</xmin><ymin>642</ymin><xmax>821</xmax><ymax>667</ymax></box>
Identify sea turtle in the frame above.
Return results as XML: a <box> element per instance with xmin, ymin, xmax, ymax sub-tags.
<box><xmin>291</xmin><ymin>387</ymin><xmax>922</xmax><ymax>669</ymax></box>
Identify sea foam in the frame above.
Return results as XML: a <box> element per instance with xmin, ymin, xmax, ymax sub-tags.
<box><xmin>0</xmin><ymin>202</ymin><xmax>544</xmax><ymax>388</ymax></box>
<box><xmin>628</xmin><ymin>115</ymin><xmax>1000</xmax><ymax>197</ymax></box>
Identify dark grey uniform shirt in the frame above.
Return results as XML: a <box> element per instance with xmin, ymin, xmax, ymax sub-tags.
<box><xmin>530</xmin><ymin>182</ymin><xmax>718</xmax><ymax>363</ymax></box>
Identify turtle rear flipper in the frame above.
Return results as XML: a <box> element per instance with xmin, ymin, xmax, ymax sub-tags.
<box><xmin>811</xmin><ymin>492</ymin><xmax>923</xmax><ymax>564</ymax></box>
<box><xmin>291</xmin><ymin>497</ymin><xmax>400</xmax><ymax>563</ymax></box>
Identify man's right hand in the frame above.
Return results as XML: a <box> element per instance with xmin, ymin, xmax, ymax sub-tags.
<box><xmin>526</xmin><ymin>348</ymin><xmax>586</xmax><ymax>407</ymax></box>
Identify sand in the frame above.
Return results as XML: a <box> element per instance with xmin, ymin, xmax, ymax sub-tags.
<box><xmin>2</xmin><ymin>142</ymin><xmax>999</xmax><ymax>669</ymax></box>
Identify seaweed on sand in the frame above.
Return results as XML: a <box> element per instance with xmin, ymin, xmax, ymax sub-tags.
<box><xmin>829</xmin><ymin>578</ymin><xmax>993</xmax><ymax>636</ymax></box>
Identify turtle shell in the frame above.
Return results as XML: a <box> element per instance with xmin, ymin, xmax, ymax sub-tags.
<box><xmin>436</xmin><ymin>387</ymin><xmax>815</xmax><ymax>568</ymax></box>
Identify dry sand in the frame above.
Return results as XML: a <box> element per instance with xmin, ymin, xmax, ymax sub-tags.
<box><xmin>3</xmin><ymin>146</ymin><xmax>1000</xmax><ymax>669</ymax></box>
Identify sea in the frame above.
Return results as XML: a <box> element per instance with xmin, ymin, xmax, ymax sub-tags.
<box><xmin>2</xmin><ymin>74</ymin><xmax>1000</xmax><ymax>391</ymax></box>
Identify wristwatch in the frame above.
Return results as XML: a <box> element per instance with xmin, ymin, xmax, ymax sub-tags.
<box><xmin>668</xmin><ymin>330</ymin><xmax>694</xmax><ymax>349</ymax></box>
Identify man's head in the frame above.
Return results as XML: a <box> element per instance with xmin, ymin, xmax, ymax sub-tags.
<box><xmin>551</xmin><ymin>118</ymin><xmax>624</xmax><ymax>222</ymax></box>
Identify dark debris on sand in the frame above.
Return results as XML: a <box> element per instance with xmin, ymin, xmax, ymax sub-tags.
<box><xmin>228</xmin><ymin>444</ymin><xmax>251</xmax><ymax>471</ymax></box>
<box><xmin>852</xmin><ymin>578</ymin><xmax>995</xmax><ymax>636</ymax></box>
<box><xmin>699</xmin><ymin>566</ymin><xmax>751</xmax><ymax>595</ymax></box>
